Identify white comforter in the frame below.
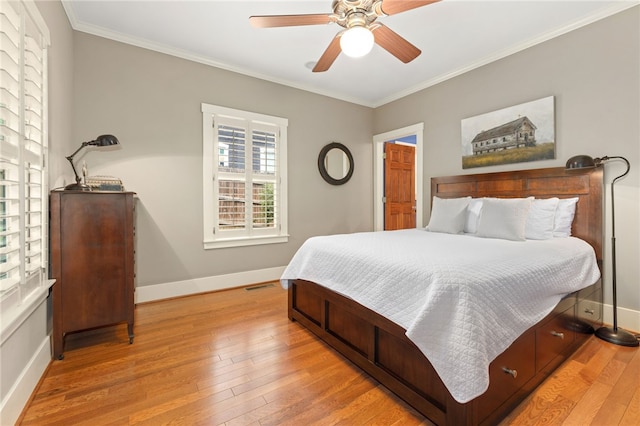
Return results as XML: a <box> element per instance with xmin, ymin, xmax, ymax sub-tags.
<box><xmin>280</xmin><ymin>229</ymin><xmax>600</xmax><ymax>403</ymax></box>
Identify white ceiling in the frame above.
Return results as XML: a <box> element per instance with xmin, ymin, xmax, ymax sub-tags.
<box><xmin>61</xmin><ymin>0</ymin><xmax>638</xmax><ymax>107</ymax></box>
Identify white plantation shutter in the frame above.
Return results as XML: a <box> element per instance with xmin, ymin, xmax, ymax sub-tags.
<box><xmin>217</xmin><ymin>119</ymin><xmax>247</xmax><ymax>232</ymax></box>
<box><xmin>202</xmin><ymin>103</ymin><xmax>288</xmax><ymax>249</ymax></box>
<box><xmin>0</xmin><ymin>0</ymin><xmax>49</xmax><ymax>312</ymax></box>
<box><xmin>251</xmin><ymin>128</ymin><xmax>277</xmax><ymax>231</ymax></box>
<box><xmin>0</xmin><ymin>162</ymin><xmax>20</xmax><ymax>292</ymax></box>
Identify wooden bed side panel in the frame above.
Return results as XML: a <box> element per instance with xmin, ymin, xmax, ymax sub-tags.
<box><xmin>289</xmin><ymin>281</ymin><xmax>322</xmax><ymax>325</ymax></box>
<box><xmin>289</xmin><ymin>279</ymin><xmax>450</xmax><ymax>425</ymax></box>
<box><xmin>326</xmin><ymin>301</ymin><xmax>372</xmax><ymax>357</ymax></box>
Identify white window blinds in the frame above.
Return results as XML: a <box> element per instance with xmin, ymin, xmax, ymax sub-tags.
<box><xmin>0</xmin><ymin>0</ymin><xmax>49</xmax><ymax>306</ymax></box>
<box><xmin>202</xmin><ymin>103</ymin><xmax>288</xmax><ymax>249</ymax></box>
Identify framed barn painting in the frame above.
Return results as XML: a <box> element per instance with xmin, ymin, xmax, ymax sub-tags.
<box><xmin>461</xmin><ymin>96</ymin><xmax>555</xmax><ymax>169</ymax></box>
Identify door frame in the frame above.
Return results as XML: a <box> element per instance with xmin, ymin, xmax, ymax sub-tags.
<box><xmin>372</xmin><ymin>123</ymin><xmax>424</xmax><ymax>231</ymax></box>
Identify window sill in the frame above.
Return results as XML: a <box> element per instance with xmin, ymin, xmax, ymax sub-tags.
<box><xmin>1</xmin><ymin>279</ymin><xmax>55</xmax><ymax>345</ymax></box>
<box><xmin>204</xmin><ymin>234</ymin><xmax>289</xmax><ymax>250</ymax></box>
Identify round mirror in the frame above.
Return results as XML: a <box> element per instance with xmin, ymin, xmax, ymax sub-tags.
<box><xmin>318</xmin><ymin>142</ymin><xmax>354</xmax><ymax>185</ymax></box>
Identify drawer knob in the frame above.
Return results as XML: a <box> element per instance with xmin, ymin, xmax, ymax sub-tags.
<box><xmin>584</xmin><ymin>308</ymin><xmax>595</xmax><ymax>315</ymax></box>
<box><xmin>551</xmin><ymin>330</ymin><xmax>565</xmax><ymax>339</ymax></box>
<box><xmin>502</xmin><ymin>367</ymin><xmax>518</xmax><ymax>379</ymax></box>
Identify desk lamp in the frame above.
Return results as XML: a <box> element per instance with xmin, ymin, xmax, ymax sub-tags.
<box><xmin>65</xmin><ymin>134</ymin><xmax>119</xmax><ymax>191</ymax></box>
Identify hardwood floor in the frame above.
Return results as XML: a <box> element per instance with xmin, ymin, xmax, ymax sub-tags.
<box><xmin>19</xmin><ymin>283</ymin><xmax>640</xmax><ymax>425</ymax></box>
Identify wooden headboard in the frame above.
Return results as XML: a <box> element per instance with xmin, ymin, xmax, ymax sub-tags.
<box><xmin>431</xmin><ymin>167</ymin><xmax>604</xmax><ymax>261</ymax></box>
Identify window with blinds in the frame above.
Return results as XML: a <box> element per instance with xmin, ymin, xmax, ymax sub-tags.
<box><xmin>202</xmin><ymin>103</ymin><xmax>288</xmax><ymax>249</ymax></box>
<box><xmin>0</xmin><ymin>0</ymin><xmax>49</xmax><ymax>311</ymax></box>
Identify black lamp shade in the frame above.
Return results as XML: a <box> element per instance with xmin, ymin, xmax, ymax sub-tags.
<box><xmin>566</xmin><ymin>155</ymin><xmax>596</xmax><ymax>169</ymax></box>
<box><xmin>90</xmin><ymin>134</ymin><xmax>120</xmax><ymax>147</ymax></box>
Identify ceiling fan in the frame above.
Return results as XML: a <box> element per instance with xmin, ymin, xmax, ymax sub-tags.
<box><xmin>249</xmin><ymin>0</ymin><xmax>440</xmax><ymax>72</ymax></box>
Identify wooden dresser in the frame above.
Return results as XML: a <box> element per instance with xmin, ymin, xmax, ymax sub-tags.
<box><xmin>50</xmin><ymin>190</ymin><xmax>136</xmax><ymax>360</ymax></box>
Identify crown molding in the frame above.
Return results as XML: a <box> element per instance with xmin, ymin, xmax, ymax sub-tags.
<box><xmin>61</xmin><ymin>1</ymin><xmax>639</xmax><ymax>109</ymax></box>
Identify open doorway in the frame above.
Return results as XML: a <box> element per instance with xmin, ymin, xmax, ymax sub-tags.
<box><xmin>372</xmin><ymin>123</ymin><xmax>424</xmax><ymax>231</ymax></box>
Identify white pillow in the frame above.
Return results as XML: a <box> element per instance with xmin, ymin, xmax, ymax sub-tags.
<box><xmin>554</xmin><ymin>197</ymin><xmax>579</xmax><ymax>237</ymax></box>
<box><xmin>426</xmin><ymin>196</ymin><xmax>471</xmax><ymax>234</ymax></box>
<box><xmin>464</xmin><ymin>198</ymin><xmax>483</xmax><ymax>234</ymax></box>
<box><xmin>525</xmin><ymin>197</ymin><xmax>559</xmax><ymax>240</ymax></box>
<box><xmin>476</xmin><ymin>197</ymin><xmax>532</xmax><ymax>241</ymax></box>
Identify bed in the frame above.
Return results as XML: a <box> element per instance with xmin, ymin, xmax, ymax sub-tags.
<box><xmin>281</xmin><ymin>166</ymin><xmax>603</xmax><ymax>425</ymax></box>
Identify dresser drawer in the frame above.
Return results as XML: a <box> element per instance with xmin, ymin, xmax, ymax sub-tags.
<box><xmin>536</xmin><ymin>307</ymin><xmax>576</xmax><ymax>373</ymax></box>
<box><xmin>476</xmin><ymin>330</ymin><xmax>536</xmax><ymax>423</ymax></box>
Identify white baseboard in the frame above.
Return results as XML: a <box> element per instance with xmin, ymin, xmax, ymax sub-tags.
<box><xmin>602</xmin><ymin>303</ymin><xmax>640</xmax><ymax>334</ymax></box>
<box><xmin>0</xmin><ymin>336</ymin><xmax>51</xmax><ymax>426</ymax></box>
<box><xmin>135</xmin><ymin>266</ymin><xmax>287</xmax><ymax>304</ymax></box>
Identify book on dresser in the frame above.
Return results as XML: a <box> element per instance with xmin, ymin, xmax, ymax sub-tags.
<box><xmin>49</xmin><ymin>190</ymin><xmax>136</xmax><ymax>360</ymax></box>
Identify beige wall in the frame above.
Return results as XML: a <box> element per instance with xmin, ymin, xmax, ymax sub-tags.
<box><xmin>70</xmin><ymin>32</ymin><xmax>374</xmax><ymax>287</ymax></box>
<box><xmin>374</xmin><ymin>7</ymin><xmax>640</xmax><ymax>316</ymax></box>
<box><xmin>36</xmin><ymin>0</ymin><xmax>75</xmax><ymax>187</ymax></box>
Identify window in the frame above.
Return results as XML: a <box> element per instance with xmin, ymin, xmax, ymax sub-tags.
<box><xmin>202</xmin><ymin>103</ymin><xmax>288</xmax><ymax>249</ymax></box>
<box><xmin>0</xmin><ymin>0</ymin><xmax>50</xmax><ymax>322</ymax></box>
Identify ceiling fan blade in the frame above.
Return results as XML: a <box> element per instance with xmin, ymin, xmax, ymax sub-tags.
<box><xmin>379</xmin><ymin>0</ymin><xmax>440</xmax><ymax>16</ymax></box>
<box><xmin>372</xmin><ymin>24</ymin><xmax>421</xmax><ymax>63</ymax></box>
<box><xmin>312</xmin><ymin>35</ymin><xmax>342</xmax><ymax>73</ymax></box>
<box><xmin>249</xmin><ymin>14</ymin><xmax>333</xmax><ymax>28</ymax></box>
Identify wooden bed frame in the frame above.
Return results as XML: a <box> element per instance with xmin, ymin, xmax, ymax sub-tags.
<box><xmin>288</xmin><ymin>166</ymin><xmax>604</xmax><ymax>425</ymax></box>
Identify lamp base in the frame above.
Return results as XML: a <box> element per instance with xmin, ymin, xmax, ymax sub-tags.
<box><xmin>64</xmin><ymin>182</ymin><xmax>92</xmax><ymax>191</ymax></box>
<box><xmin>565</xmin><ymin>318</ymin><xmax>595</xmax><ymax>334</ymax></box>
<box><xmin>595</xmin><ymin>326</ymin><xmax>639</xmax><ymax>347</ymax></box>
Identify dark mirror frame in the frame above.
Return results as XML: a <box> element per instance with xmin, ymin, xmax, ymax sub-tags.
<box><xmin>318</xmin><ymin>142</ymin><xmax>354</xmax><ymax>185</ymax></box>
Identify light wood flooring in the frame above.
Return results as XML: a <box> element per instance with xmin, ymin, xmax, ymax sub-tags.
<box><xmin>19</xmin><ymin>283</ymin><xmax>640</xmax><ymax>425</ymax></box>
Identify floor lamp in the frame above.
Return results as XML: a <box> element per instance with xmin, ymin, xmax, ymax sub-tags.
<box><xmin>566</xmin><ymin>155</ymin><xmax>639</xmax><ymax>347</ymax></box>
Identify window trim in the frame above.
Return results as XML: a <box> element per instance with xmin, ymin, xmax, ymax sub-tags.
<box><xmin>0</xmin><ymin>0</ymin><xmax>53</xmax><ymax>339</ymax></box>
<box><xmin>202</xmin><ymin>103</ymin><xmax>288</xmax><ymax>249</ymax></box>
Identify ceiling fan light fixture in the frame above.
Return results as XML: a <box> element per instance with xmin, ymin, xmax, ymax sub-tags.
<box><xmin>340</xmin><ymin>26</ymin><xmax>374</xmax><ymax>58</ymax></box>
